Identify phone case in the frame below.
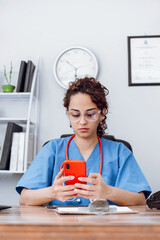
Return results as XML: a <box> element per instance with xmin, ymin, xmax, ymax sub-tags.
<box><xmin>63</xmin><ymin>160</ymin><xmax>86</xmax><ymax>185</ymax></box>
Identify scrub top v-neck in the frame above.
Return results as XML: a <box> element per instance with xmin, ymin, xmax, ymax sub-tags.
<box><xmin>70</xmin><ymin>138</ymin><xmax>101</xmax><ymax>175</ymax></box>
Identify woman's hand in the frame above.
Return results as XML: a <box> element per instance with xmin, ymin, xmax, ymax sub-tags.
<box><xmin>20</xmin><ymin>170</ymin><xmax>76</xmax><ymax>206</ymax></box>
<box><xmin>74</xmin><ymin>172</ymin><xmax>146</xmax><ymax>206</ymax></box>
<box><xmin>74</xmin><ymin>173</ymin><xmax>111</xmax><ymax>200</ymax></box>
<box><xmin>50</xmin><ymin>169</ymin><xmax>76</xmax><ymax>201</ymax></box>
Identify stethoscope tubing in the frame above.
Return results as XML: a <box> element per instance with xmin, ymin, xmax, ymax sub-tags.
<box><xmin>66</xmin><ymin>134</ymin><xmax>103</xmax><ymax>174</ymax></box>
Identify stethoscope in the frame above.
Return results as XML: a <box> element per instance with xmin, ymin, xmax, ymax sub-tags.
<box><xmin>64</xmin><ymin>134</ymin><xmax>103</xmax><ymax>203</ymax></box>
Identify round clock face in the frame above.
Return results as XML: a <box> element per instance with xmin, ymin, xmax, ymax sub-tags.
<box><xmin>54</xmin><ymin>46</ymin><xmax>98</xmax><ymax>88</ymax></box>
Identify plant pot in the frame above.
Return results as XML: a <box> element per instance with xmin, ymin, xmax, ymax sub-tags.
<box><xmin>2</xmin><ymin>84</ymin><xmax>15</xmax><ymax>93</ymax></box>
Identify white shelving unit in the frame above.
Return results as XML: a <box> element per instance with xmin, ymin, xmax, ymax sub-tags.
<box><xmin>0</xmin><ymin>62</ymin><xmax>39</xmax><ymax>174</ymax></box>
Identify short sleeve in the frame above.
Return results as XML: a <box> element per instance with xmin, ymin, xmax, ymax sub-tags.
<box><xmin>115</xmin><ymin>143</ymin><xmax>151</xmax><ymax>199</ymax></box>
<box><xmin>16</xmin><ymin>141</ymin><xmax>55</xmax><ymax>194</ymax></box>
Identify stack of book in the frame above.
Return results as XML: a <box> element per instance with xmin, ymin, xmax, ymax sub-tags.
<box><xmin>9</xmin><ymin>132</ymin><xmax>34</xmax><ymax>172</ymax></box>
<box><xmin>16</xmin><ymin>60</ymin><xmax>35</xmax><ymax>92</ymax></box>
<box><xmin>0</xmin><ymin>122</ymin><xmax>34</xmax><ymax>171</ymax></box>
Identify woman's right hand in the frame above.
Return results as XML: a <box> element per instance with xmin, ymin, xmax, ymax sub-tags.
<box><xmin>50</xmin><ymin>169</ymin><xmax>76</xmax><ymax>201</ymax></box>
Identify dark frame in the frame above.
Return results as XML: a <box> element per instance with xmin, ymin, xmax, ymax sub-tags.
<box><xmin>128</xmin><ymin>35</ymin><xmax>160</xmax><ymax>86</ymax></box>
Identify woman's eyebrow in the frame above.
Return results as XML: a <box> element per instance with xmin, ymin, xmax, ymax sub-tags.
<box><xmin>86</xmin><ymin>108</ymin><xmax>97</xmax><ymax>112</ymax></box>
<box><xmin>70</xmin><ymin>109</ymin><xmax>79</xmax><ymax>112</ymax></box>
<box><xmin>70</xmin><ymin>108</ymin><xmax>97</xmax><ymax>112</ymax></box>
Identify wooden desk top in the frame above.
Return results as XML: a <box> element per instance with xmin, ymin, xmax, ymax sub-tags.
<box><xmin>0</xmin><ymin>205</ymin><xmax>160</xmax><ymax>240</ymax></box>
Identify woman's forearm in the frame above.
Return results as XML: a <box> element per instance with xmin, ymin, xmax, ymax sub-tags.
<box><xmin>20</xmin><ymin>185</ymin><xmax>146</xmax><ymax>206</ymax></box>
<box><xmin>20</xmin><ymin>187</ymin><xmax>54</xmax><ymax>206</ymax></box>
<box><xmin>75</xmin><ymin>174</ymin><xmax>146</xmax><ymax>206</ymax></box>
<box><xmin>106</xmin><ymin>186</ymin><xmax>146</xmax><ymax>206</ymax></box>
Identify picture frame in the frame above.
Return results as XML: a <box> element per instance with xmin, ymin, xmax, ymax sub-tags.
<box><xmin>128</xmin><ymin>35</ymin><xmax>160</xmax><ymax>86</ymax></box>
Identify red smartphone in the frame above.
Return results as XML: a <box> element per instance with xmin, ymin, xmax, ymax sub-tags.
<box><xmin>62</xmin><ymin>160</ymin><xmax>86</xmax><ymax>185</ymax></box>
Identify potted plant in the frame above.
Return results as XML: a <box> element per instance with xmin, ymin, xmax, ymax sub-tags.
<box><xmin>1</xmin><ymin>62</ymin><xmax>15</xmax><ymax>93</ymax></box>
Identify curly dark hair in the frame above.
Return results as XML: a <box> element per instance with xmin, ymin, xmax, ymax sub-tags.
<box><xmin>63</xmin><ymin>77</ymin><xmax>109</xmax><ymax>137</ymax></box>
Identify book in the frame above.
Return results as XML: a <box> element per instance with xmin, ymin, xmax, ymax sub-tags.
<box><xmin>17</xmin><ymin>133</ymin><xmax>34</xmax><ymax>171</ymax></box>
<box><xmin>27</xmin><ymin>63</ymin><xmax>35</xmax><ymax>92</ymax></box>
<box><xmin>0</xmin><ymin>122</ymin><xmax>23</xmax><ymax>170</ymax></box>
<box><xmin>16</xmin><ymin>61</ymin><xmax>27</xmax><ymax>92</ymax></box>
<box><xmin>27</xmin><ymin>133</ymin><xmax>34</xmax><ymax>167</ymax></box>
<box><xmin>17</xmin><ymin>132</ymin><xmax>25</xmax><ymax>172</ymax></box>
<box><xmin>23</xmin><ymin>61</ymin><xmax>35</xmax><ymax>92</ymax></box>
<box><xmin>9</xmin><ymin>133</ymin><xmax>20</xmax><ymax>171</ymax></box>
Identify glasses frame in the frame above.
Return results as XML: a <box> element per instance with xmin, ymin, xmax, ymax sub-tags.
<box><xmin>67</xmin><ymin>109</ymin><xmax>101</xmax><ymax>123</ymax></box>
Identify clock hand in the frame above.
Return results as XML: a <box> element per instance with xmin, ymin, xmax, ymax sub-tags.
<box><xmin>65</xmin><ymin>60</ymin><xmax>79</xmax><ymax>78</ymax></box>
<box><xmin>65</xmin><ymin>60</ymin><xmax>76</xmax><ymax>70</ymax></box>
<box><xmin>75</xmin><ymin>69</ymin><xmax>77</xmax><ymax>78</ymax></box>
<box><xmin>74</xmin><ymin>65</ymin><xmax>83</xmax><ymax>78</ymax></box>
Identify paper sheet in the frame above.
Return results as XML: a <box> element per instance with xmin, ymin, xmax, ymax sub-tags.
<box><xmin>55</xmin><ymin>206</ymin><xmax>138</xmax><ymax>215</ymax></box>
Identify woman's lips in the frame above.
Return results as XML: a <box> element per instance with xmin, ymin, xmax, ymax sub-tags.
<box><xmin>79</xmin><ymin>128</ymin><xmax>88</xmax><ymax>132</ymax></box>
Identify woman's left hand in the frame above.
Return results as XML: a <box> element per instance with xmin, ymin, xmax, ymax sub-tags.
<box><xmin>74</xmin><ymin>173</ymin><xmax>111</xmax><ymax>200</ymax></box>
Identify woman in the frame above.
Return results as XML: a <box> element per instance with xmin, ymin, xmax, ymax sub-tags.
<box><xmin>16</xmin><ymin>77</ymin><xmax>151</xmax><ymax>206</ymax></box>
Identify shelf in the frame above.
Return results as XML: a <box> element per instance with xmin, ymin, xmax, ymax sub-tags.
<box><xmin>0</xmin><ymin>62</ymin><xmax>39</xmax><ymax>175</ymax></box>
<box><xmin>0</xmin><ymin>170</ymin><xmax>24</xmax><ymax>174</ymax></box>
<box><xmin>0</xmin><ymin>118</ymin><xmax>34</xmax><ymax>124</ymax></box>
<box><xmin>0</xmin><ymin>92</ymin><xmax>35</xmax><ymax>101</ymax></box>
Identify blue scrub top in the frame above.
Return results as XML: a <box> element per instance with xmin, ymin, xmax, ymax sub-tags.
<box><xmin>16</xmin><ymin>137</ymin><xmax>151</xmax><ymax>206</ymax></box>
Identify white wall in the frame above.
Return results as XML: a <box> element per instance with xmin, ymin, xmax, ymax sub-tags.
<box><xmin>0</xmin><ymin>0</ymin><xmax>160</xmax><ymax>205</ymax></box>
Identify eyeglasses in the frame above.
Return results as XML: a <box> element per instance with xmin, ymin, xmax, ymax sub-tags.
<box><xmin>67</xmin><ymin>109</ymin><xmax>101</xmax><ymax>123</ymax></box>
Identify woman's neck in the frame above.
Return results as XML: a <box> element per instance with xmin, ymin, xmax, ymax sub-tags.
<box><xmin>73</xmin><ymin>134</ymin><xmax>98</xmax><ymax>161</ymax></box>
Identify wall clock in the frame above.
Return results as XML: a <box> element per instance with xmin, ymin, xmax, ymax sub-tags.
<box><xmin>54</xmin><ymin>46</ymin><xmax>98</xmax><ymax>88</ymax></box>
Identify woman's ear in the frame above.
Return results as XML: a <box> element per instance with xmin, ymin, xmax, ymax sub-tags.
<box><xmin>100</xmin><ymin>108</ymin><xmax>106</xmax><ymax>121</ymax></box>
<box><xmin>102</xmin><ymin>108</ymin><xmax>107</xmax><ymax>115</ymax></box>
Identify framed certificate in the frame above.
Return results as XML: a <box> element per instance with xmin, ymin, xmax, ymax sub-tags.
<box><xmin>128</xmin><ymin>35</ymin><xmax>160</xmax><ymax>86</ymax></box>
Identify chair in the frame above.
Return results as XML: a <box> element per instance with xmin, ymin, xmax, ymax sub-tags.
<box><xmin>43</xmin><ymin>134</ymin><xmax>133</xmax><ymax>152</ymax></box>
